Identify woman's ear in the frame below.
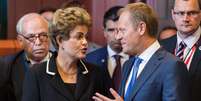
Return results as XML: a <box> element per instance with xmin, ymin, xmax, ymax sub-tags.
<box><xmin>56</xmin><ymin>35</ymin><xmax>63</xmax><ymax>46</ymax></box>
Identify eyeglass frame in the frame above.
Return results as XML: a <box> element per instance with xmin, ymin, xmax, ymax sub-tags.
<box><xmin>19</xmin><ymin>32</ymin><xmax>49</xmax><ymax>43</ymax></box>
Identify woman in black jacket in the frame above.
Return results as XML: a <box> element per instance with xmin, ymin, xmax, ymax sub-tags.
<box><xmin>22</xmin><ymin>7</ymin><xmax>108</xmax><ymax>101</ymax></box>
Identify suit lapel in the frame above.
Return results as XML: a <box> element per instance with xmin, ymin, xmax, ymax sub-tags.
<box><xmin>128</xmin><ymin>49</ymin><xmax>164</xmax><ymax>100</ymax></box>
<box><xmin>160</xmin><ymin>35</ymin><xmax>177</xmax><ymax>54</ymax></box>
<box><xmin>189</xmin><ymin>40</ymin><xmax>201</xmax><ymax>76</ymax></box>
<box><xmin>119</xmin><ymin>58</ymin><xmax>134</xmax><ymax>97</ymax></box>
<box><xmin>74</xmin><ymin>62</ymin><xmax>90</xmax><ymax>100</ymax></box>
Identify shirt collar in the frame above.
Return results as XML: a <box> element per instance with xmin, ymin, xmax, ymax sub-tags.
<box><xmin>177</xmin><ymin>26</ymin><xmax>201</xmax><ymax>49</ymax></box>
<box><xmin>139</xmin><ymin>40</ymin><xmax>161</xmax><ymax>63</ymax></box>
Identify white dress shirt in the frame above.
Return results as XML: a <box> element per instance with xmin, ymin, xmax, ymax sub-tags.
<box><xmin>177</xmin><ymin>27</ymin><xmax>201</xmax><ymax>69</ymax></box>
<box><xmin>107</xmin><ymin>45</ymin><xmax>129</xmax><ymax>77</ymax></box>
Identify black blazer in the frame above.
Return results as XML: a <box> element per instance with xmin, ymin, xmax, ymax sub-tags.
<box><xmin>22</xmin><ymin>54</ymin><xmax>108</xmax><ymax>101</ymax></box>
<box><xmin>0</xmin><ymin>51</ymin><xmax>28</xmax><ymax>101</ymax></box>
<box><xmin>0</xmin><ymin>58</ymin><xmax>15</xmax><ymax>101</ymax></box>
<box><xmin>119</xmin><ymin>48</ymin><xmax>190</xmax><ymax>101</ymax></box>
<box><xmin>160</xmin><ymin>35</ymin><xmax>201</xmax><ymax>101</ymax></box>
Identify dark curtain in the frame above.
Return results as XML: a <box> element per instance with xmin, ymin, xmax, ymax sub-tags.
<box><xmin>0</xmin><ymin>0</ymin><xmax>7</xmax><ymax>39</ymax></box>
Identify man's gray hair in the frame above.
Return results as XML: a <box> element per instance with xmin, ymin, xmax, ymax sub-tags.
<box><xmin>16</xmin><ymin>13</ymin><xmax>48</xmax><ymax>34</ymax></box>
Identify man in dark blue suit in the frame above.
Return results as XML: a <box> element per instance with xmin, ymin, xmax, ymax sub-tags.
<box><xmin>85</xmin><ymin>6</ymin><xmax>129</xmax><ymax>91</ymax></box>
<box><xmin>160</xmin><ymin>0</ymin><xmax>201</xmax><ymax>100</ymax></box>
<box><xmin>93</xmin><ymin>2</ymin><xmax>189</xmax><ymax>101</ymax></box>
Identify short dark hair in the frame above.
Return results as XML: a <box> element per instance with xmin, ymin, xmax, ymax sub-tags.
<box><xmin>103</xmin><ymin>6</ymin><xmax>123</xmax><ymax>28</ymax></box>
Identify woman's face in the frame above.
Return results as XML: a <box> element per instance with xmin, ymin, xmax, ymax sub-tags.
<box><xmin>60</xmin><ymin>25</ymin><xmax>88</xmax><ymax>59</ymax></box>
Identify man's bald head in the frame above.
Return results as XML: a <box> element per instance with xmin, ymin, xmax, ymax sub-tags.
<box><xmin>16</xmin><ymin>13</ymin><xmax>48</xmax><ymax>35</ymax></box>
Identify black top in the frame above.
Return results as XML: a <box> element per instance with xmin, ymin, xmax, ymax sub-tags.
<box><xmin>64</xmin><ymin>83</ymin><xmax>76</xmax><ymax>97</ymax></box>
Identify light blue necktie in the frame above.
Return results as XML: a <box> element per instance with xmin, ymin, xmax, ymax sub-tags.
<box><xmin>124</xmin><ymin>56</ymin><xmax>143</xmax><ymax>101</ymax></box>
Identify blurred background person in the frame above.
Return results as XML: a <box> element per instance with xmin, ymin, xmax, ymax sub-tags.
<box><xmin>160</xmin><ymin>0</ymin><xmax>201</xmax><ymax>100</ymax></box>
<box><xmin>158</xmin><ymin>26</ymin><xmax>177</xmax><ymax>41</ymax></box>
<box><xmin>86</xmin><ymin>6</ymin><xmax>129</xmax><ymax>92</ymax></box>
<box><xmin>39</xmin><ymin>7</ymin><xmax>57</xmax><ymax>52</ymax></box>
<box><xmin>22</xmin><ymin>7</ymin><xmax>108</xmax><ymax>101</ymax></box>
<box><xmin>0</xmin><ymin>13</ymin><xmax>51</xmax><ymax>101</ymax></box>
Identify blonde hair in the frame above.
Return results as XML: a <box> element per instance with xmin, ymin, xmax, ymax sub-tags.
<box><xmin>50</xmin><ymin>7</ymin><xmax>91</xmax><ymax>49</ymax></box>
<box><xmin>119</xmin><ymin>2</ymin><xmax>158</xmax><ymax>37</ymax></box>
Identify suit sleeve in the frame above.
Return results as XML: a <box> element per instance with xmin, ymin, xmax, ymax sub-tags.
<box><xmin>162</xmin><ymin>61</ymin><xmax>190</xmax><ymax>101</ymax></box>
<box><xmin>22</xmin><ymin>69</ymin><xmax>40</xmax><ymax>101</ymax></box>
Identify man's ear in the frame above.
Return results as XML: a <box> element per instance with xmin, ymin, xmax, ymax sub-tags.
<box><xmin>17</xmin><ymin>35</ymin><xmax>24</xmax><ymax>48</ymax></box>
<box><xmin>137</xmin><ymin>21</ymin><xmax>146</xmax><ymax>36</ymax></box>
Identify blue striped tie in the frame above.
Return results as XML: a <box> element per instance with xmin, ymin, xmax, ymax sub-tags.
<box><xmin>124</xmin><ymin>56</ymin><xmax>142</xmax><ymax>101</ymax></box>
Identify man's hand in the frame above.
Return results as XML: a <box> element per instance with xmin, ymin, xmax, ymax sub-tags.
<box><xmin>92</xmin><ymin>88</ymin><xmax>124</xmax><ymax>101</ymax></box>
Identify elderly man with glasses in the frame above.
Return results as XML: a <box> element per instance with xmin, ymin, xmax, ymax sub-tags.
<box><xmin>0</xmin><ymin>13</ymin><xmax>52</xmax><ymax>101</ymax></box>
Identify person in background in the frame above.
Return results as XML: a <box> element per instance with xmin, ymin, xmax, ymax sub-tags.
<box><xmin>93</xmin><ymin>2</ymin><xmax>189</xmax><ymax>101</ymax></box>
<box><xmin>0</xmin><ymin>13</ymin><xmax>51</xmax><ymax>101</ymax></box>
<box><xmin>22</xmin><ymin>7</ymin><xmax>108</xmax><ymax>101</ymax></box>
<box><xmin>85</xmin><ymin>6</ymin><xmax>129</xmax><ymax>92</ymax></box>
<box><xmin>39</xmin><ymin>7</ymin><xmax>57</xmax><ymax>52</ymax></box>
<box><xmin>158</xmin><ymin>26</ymin><xmax>177</xmax><ymax>41</ymax></box>
<box><xmin>160</xmin><ymin>0</ymin><xmax>201</xmax><ymax>100</ymax></box>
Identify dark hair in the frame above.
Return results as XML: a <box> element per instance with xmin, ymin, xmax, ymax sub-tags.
<box><xmin>103</xmin><ymin>6</ymin><xmax>123</xmax><ymax>28</ymax></box>
<box><xmin>160</xmin><ymin>26</ymin><xmax>177</xmax><ymax>33</ymax></box>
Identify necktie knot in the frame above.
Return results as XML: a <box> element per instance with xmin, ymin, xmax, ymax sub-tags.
<box><xmin>113</xmin><ymin>55</ymin><xmax>121</xmax><ymax>62</ymax></box>
<box><xmin>133</xmin><ymin>56</ymin><xmax>143</xmax><ymax>68</ymax></box>
<box><xmin>176</xmin><ymin>41</ymin><xmax>187</xmax><ymax>60</ymax></box>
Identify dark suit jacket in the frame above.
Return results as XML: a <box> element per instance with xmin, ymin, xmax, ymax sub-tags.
<box><xmin>22</xmin><ymin>53</ymin><xmax>108</xmax><ymax>101</ymax></box>
<box><xmin>0</xmin><ymin>51</ymin><xmax>28</xmax><ymax>101</ymax></box>
<box><xmin>119</xmin><ymin>48</ymin><xmax>190</xmax><ymax>101</ymax></box>
<box><xmin>0</xmin><ymin>58</ymin><xmax>15</xmax><ymax>101</ymax></box>
<box><xmin>85</xmin><ymin>46</ymin><xmax>113</xmax><ymax>90</ymax></box>
<box><xmin>160</xmin><ymin>35</ymin><xmax>201</xmax><ymax>101</ymax></box>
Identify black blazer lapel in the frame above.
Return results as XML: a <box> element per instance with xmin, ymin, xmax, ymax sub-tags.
<box><xmin>127</xmin><ymin>49</ymin><xmax>164</xmax><ymax>100</ymax></box>
<box><xmin>189</xmin><ymin>41</ymin><xmax>201</xmax><ymax>76</ymax></box>
<box><xmin>75</xmin><ymin>61</ymin><xmax>90</xmax><ymax>100</ymax></box>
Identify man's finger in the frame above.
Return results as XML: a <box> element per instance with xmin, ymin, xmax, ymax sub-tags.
<box><xmin>92</xmin><ymin>96</ymin><xmax>103</xmax><ymax>101</ymax></box>
<box><xmin>109</xmin><ymin>88</ymin><xmax>123</xmax><ymax>100</ymax></box>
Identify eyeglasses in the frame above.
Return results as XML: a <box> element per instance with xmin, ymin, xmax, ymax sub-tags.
<box><xmin>19</xmin><ymin>32</ymin><xmax>49</xmax><ymax>43</ymax></box>
<box><xmin>173</xmin><ymin>10</ymin><xmax>200</xmax><ymax>17</ymax></box>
